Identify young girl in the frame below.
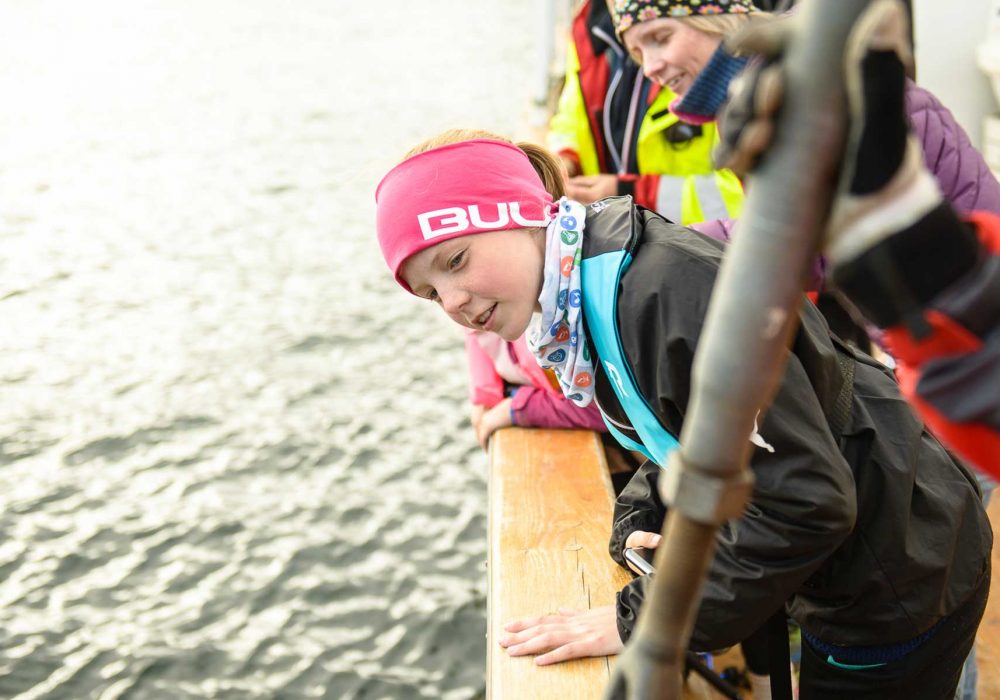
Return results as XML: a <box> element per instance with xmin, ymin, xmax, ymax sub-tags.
<box><xmin>374</xmin><ymin>128</ymin><xmax>991</xmax><ymax>697</ymax></box>
<box><xmin>464</xmin><ymin>328</ymin><xmax>605</xmax><ymax>449</ymax></box>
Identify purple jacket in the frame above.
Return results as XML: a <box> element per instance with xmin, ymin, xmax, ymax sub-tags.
<box><xmin>692</xmin><ymin>82</ymin><xmax>1000</xmax><ymax>287</ymax></box>
<box><xmin>908</xmin><ymin>82</ymin><xmax>1000</xmax><ymax>215</ymax></box>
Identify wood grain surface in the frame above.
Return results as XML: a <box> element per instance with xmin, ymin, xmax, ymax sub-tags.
<box><xmin>487</xmin><ymin>428</ymin><xmax>632</xmax><ymax>699</ymax></box>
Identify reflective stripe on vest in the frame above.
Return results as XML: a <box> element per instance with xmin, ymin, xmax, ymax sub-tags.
<box><xmin>692</xmin><ymin>174</ymin><xmax>729</xmax><ymax>221</ymax></box>
<box><xmin>656</xmin><ymin>172</ymin><xmax>737</xmax><ymax>224</ymax></box>
<box><xmin>656</xmin><ymin>176</ymin><xmax>685</xmax><ymax>225</ymax></box>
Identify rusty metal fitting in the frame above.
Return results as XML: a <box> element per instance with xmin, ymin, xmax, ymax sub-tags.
<box><xmin>658</xmin><ymin>451</ymin><xmax>756</xmax><ymax>525</ymax></box>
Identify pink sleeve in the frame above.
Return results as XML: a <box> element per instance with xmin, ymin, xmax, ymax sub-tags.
<box><xmin>689</xmin><ymin>217</ymin><xmax>735</xmax><ymax>243</ymax></box>
<box><xmin>465</xmin><ymin>331</ymin><xmax>504</xmax><ymax>408</ymax></box>
<box><xmin>510</xmin><ymin>386</ymin><xmax>607</xmax><ymax>431</ymax></box>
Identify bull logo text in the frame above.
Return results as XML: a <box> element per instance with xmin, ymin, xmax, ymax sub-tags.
<box><xmin>417</xmin><ymin>202</ymin><xmax>550</xmax><ymax>239</ymax></box>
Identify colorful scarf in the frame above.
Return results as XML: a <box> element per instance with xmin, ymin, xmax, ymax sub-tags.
<box><xmin>527</xmin><ymin>198</ymin><xmax>595</xmax><ymax>407</ymax></box>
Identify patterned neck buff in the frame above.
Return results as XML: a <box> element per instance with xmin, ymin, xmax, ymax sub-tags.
<box><xmin>527</xmin><ymin>198</ymin><xmax>595</xmax><ymax>407</ymax></box>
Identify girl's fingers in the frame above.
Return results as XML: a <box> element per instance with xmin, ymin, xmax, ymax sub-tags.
<box><xmin>500</xmin><ymin>619</ymin><xmax>575</xmax><ymax>650</ymax></box>
<box><xmin>505</xmin><ymin>627</ymin><xmax>574</xmax><ymax>657</ymax></box>
<box><xmin>535</xmin><ymin>640</ymin><xmax>593</xmax><ymax>666</ymax></box>
<box><xmin>502</xmin><ymin>613</ymin><xmax>562</xmax><ymax>633</ymax></box>
<box><xmin>477</xmin><ymin>419</ymin><xmax>495</xmax><ymax>450</ymax></box>
<box><xmin>499</xmin><ymin>622</ymin><xmax>567</xmax><ymax>648</ymax></box>
<box><xmin>756</xmin><ymin>65</ymin><xmax>784</xmax><ymax>117</ymax></box>
<box><xmin>725</xmin><ymin>118</ymin><xmax>774</xmax><ymax>176</ymax></box>
<box><xmin>624</xmin><ymin>530</ymin><xmax>662</xmax><ymax>550</ymax></box>
<box><xmin>738</xmin><ymin>120</ymin><xmax>774</xmax><ymax>161</ymax></box>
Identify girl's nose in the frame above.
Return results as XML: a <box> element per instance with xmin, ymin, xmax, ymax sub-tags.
<box><xmin>439</xmin><ymin>285</ymin><xmax>470</xmax><ymax>316</ymax></box>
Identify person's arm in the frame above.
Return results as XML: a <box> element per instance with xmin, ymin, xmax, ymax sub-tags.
<box><xmin>464</xmin><ymin>331</ymin><xmax>504</xmax><ymax>408</ymax></box>
<box><xmin>608</xmin><ymin>460</ymin><xmax>666</xmax><ymax>569</ymax></box>
<box><xmin>474</xmin><ymin>389</ymin><xmax>607</xmax><ymax>446</ymax></box>
<box><xmin>688</xmin><ymin>217</ymin><xmax>736</xmax><ymax>243</ymax></box>
<box><xmin>616</xmin><ymin>575</ymin><xmax>652</xmax><ymax>643</ymax></box>
<box><xmin>510</xmin><ymin>386</ymin><xmax>607</xmax><ymax>431</ymax></box>
<box><xmin>905</xmin><ymin>82</ymin><xmax>1000</xmax><ymax>216</ymax></box>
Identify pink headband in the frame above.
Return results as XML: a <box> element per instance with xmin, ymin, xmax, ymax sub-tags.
<box><xmin>375</xmin><ymin>139</ymin><xmax>554</xmax><ymax>292</ymax></box>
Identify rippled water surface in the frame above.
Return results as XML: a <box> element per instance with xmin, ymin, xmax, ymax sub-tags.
<box><xmin>0</xmin><ymin>2</ymin><xmax>538</xmax><ymax>697</ymax></box>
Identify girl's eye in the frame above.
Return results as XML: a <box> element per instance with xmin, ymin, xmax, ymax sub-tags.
<box><xmin>427</xmin><ymin>289</ymin><xmax>439</xmax><ymax>302</ymax></box>
<box><xmin>652</xmin><ymin>32</ymin><xmax>671</xmax><ymax>46</ymax></box>
<box><xmin>448</xmin><ymin>250</ymin><xmax>465</xmax><ymax>270</ymax></box>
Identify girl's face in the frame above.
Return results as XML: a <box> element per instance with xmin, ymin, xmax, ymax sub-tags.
<box><xmin>400</xmin><ymin>228</ymin><xmax>545</xmax><ymax>342</ymax></box>
<box><xmin>622</xmin><ymin>18</ymin><xmax>721</xmax><ymax>98</ymax></box>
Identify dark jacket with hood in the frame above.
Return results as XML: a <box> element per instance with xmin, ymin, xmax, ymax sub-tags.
<box><xmin>582</xmin><ymin>197</ymin><xmax>991</xmax><ymax>652</ymax></box>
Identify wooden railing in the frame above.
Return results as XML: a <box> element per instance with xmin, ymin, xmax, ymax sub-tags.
<box><xmin>487</xmin><ymin>428</ymin><xmax>631</xmax><ymax>699</ymax></box>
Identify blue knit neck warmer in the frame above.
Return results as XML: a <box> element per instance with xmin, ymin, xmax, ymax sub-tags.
<box><xmin>671</xmin><ymin>43</ymin><xmax>749</xmax><ymax>124</ymax></box>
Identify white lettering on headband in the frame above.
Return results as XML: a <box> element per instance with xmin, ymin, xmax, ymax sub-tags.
<box><xmin>417</xmin><ymin>202</ymin><xmax>551</xmax><ymax>240</ymax></box>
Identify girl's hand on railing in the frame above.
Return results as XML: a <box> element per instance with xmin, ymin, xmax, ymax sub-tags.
<box><xmin>477</xmin><ymin>398</ymin><xmax>513</xmax><ymax>450</ymax></box>
<box><xmin>499</xmin><ymin>606</ymin><xmax>624</xmax><ymax>665</ymax></box>
<box><xmin>470</xmin><ymin>404</ymin><xmax>486</xmax><ymax>431</ymax></box>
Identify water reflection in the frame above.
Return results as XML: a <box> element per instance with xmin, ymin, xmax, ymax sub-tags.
<box><xmin>0</xmin><ymin>1</ymin><xmax>537</xmax><ymax>697</ymax></box>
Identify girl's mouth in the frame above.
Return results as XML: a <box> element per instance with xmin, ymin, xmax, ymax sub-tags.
<box><xmin>478</xmin><ymin>304</ymin><xmax>497</xmax><ymax>331</ymax></box>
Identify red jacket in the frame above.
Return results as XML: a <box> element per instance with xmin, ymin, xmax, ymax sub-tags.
<box><xmin>881</xmin><ymin>211</ymin><xmax>1000</xmax><ymax>477</ymax></box>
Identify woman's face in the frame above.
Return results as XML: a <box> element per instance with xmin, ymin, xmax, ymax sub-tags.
<box><xmin>622</xmin><ymin>18</ymin><xmax>722</xmax><ymax>98</ymax></box>
<box><xmin>400</xmin><ymin>228</ymin><xmax>545</xmax><ymax>342</ymax></box>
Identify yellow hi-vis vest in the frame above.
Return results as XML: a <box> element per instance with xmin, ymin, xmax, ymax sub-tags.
<box><xmin>548</xmin><ymin>41</ymin><xmax>745</xmax><ymax>226</ymax></box>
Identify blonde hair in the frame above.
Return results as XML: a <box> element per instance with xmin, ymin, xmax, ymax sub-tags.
<box><xmin>402</xmin><ymin>128</ymin><xmax>566</xmax><ymax>200</ymax></box>
<box><xmin>679</xmin><ymin>12</ymin><xmax>770</xmax><ymax>42</ymax></box>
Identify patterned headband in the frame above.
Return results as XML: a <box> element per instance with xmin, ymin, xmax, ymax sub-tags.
<box><xmin>613</xmin><ymin>0</ymin><xmax>756</xmax><ymax>35</ymax></box>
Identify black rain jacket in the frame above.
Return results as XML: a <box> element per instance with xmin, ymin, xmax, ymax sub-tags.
<box><xmin>584</xmin><ymin>198</ymin><xmax>991</xmax><ymax>651</ymax></box>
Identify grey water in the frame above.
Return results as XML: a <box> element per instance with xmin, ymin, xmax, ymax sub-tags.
<box><xmin>0</xmin><ymin>1</ymin><xmax>539</xmax><ymax>697</ymax></box>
